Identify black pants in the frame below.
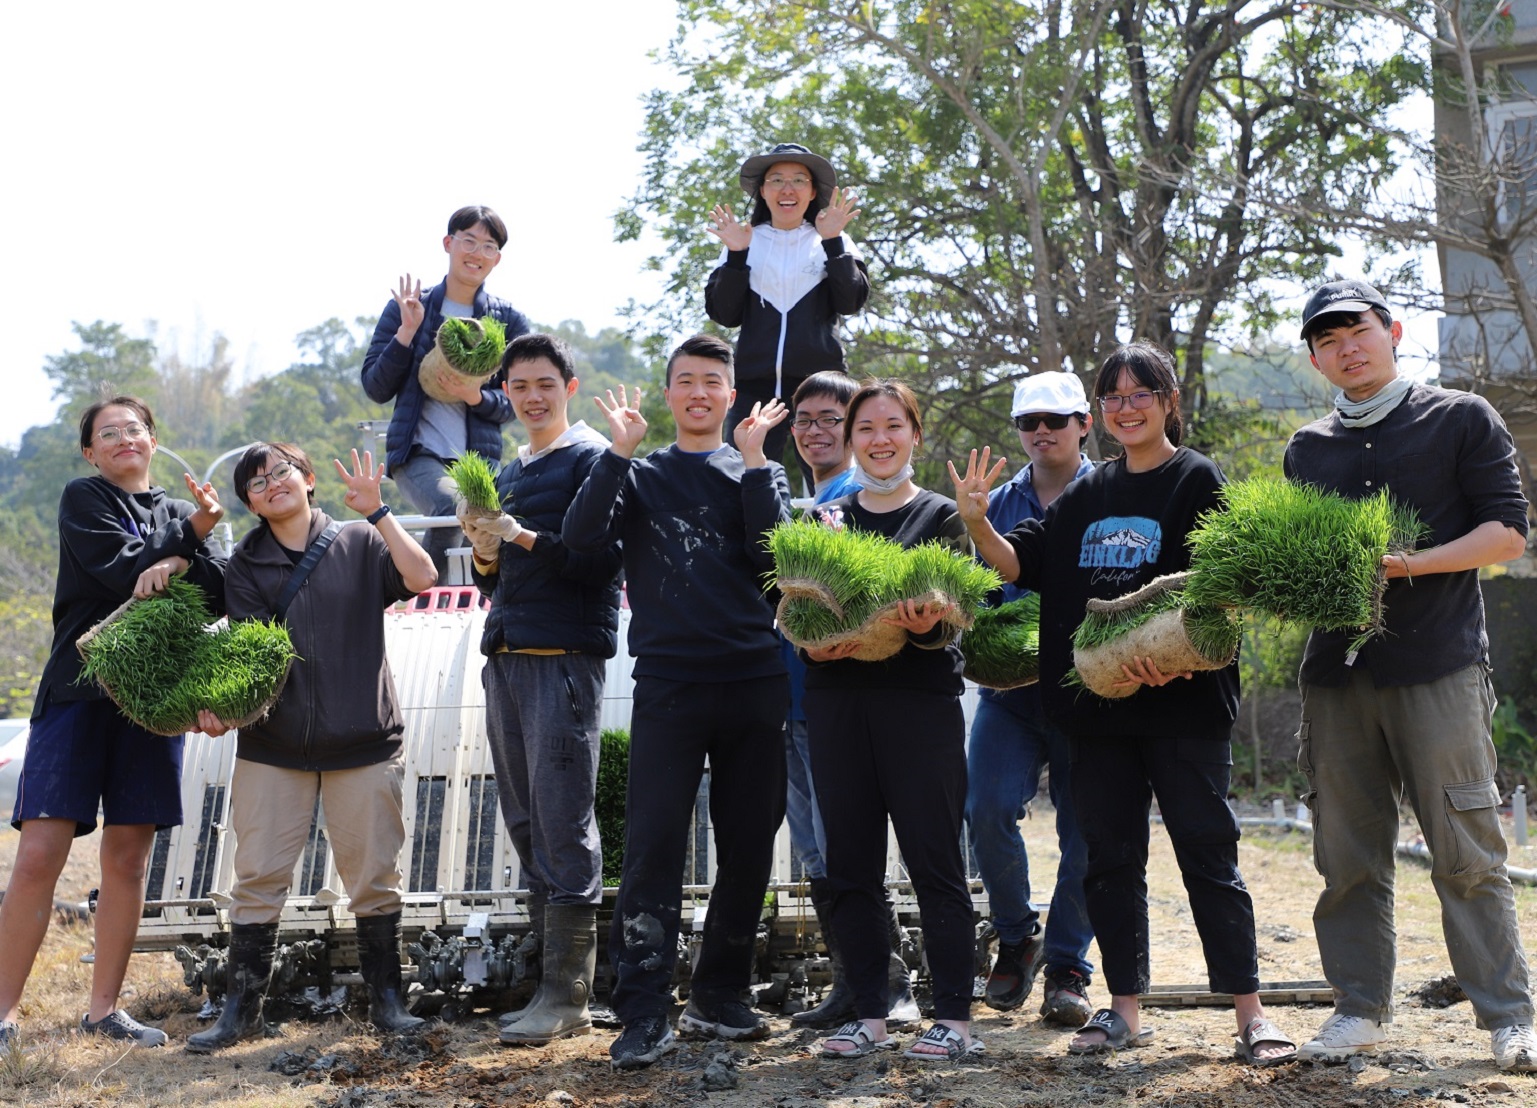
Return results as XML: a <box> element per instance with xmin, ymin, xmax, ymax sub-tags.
<box><xmin>607</xmin><ymin>675</ymin><xmax>788</xmax><ymax>1022</ymax></box>
<box><xmin>806</xmin><ymin>686</ymin><xmax>975</xmax><ymax>1022</ymax></box>
<box><xmin>1070</xmin><ymin>731</ymin><xmax>1259</xmax><ymax>997</ymax></box>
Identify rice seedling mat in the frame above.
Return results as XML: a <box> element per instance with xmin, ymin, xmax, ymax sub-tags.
<box><xmin>419</xmin><ymin>316</ymin><xmax>508</xmax><ymax>403</ymax></box>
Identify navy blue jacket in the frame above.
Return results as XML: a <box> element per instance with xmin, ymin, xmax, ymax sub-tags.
<box><xmin>563</xmin><ymin>444</ymin><xmax>789</xmax><ymax>682</ymax></box>
<box><xmin>471</xmin><ymin>429</ymin><xmax>623</xmax><ymax>657</ymax></box>
<box><xmin>360</xmin><ymin>277</ymin><xmax>531</xmax><ymax>471</ymax></box>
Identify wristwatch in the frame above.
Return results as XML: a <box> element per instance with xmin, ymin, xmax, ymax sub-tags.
<box><xmin>366</xmin><ymin>504</ymin><xmax>392</xmax><ymax>525</ymax></box>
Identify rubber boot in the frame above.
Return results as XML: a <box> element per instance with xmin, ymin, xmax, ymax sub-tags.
<box><xmin>356</xmin><ymin>912</ymin><xmax>426</xmax><ymax>1034</ymax></box>
<box><xmin>886</xmin><ymin>893</ymin><xmax>920</xmax><ymax>1024</ymax></box>
<box><xmin>498</xmin><ymin>891</ymin><xmax>547</xmax><ymax>1028</ymax></box>
<box><xmin>499</xmin><ymin>904</ymin><xmax>596</xmax><ymax>1045</ymax></box>
<box><xmin>791</xmin><ymin>878</ymin><xmax>857</xmax><ymax>1028</ymax></box>
<box><xmin>186</xmin><ymin>923</ymin><xmax>278</xmax><ymax>1053</ymax></box>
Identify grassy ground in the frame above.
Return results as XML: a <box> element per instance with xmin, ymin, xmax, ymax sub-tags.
<box><xmin>1</xmin><ymin>811</ymin><xmax>1535</xmax><ymax>1107</ymax></box>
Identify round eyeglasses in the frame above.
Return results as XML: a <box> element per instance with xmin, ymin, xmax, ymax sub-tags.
<box><xmin>451</xmin><ymin>233</ymin><xmax>501</xmax><ymax>258</ymax></box>
<box><xmin>245</xmin><ymin>461</ymin><xmax>296</xmax><ymax>494</ymax></box>
<box><xmin>94</xmin><ymin>422</ymin><xmax>150</xmax><ymax>445</ymax></box>
<box><xmin>1098</xmin><ymin>390</ymin><xmax>1162</xmax><ymax>413</ymax></box>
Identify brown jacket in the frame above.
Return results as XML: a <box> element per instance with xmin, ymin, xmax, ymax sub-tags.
<box><xmin>227</xmin><ymin>509</ymin><xmax>416</xmax><ymax>771</ymax></box>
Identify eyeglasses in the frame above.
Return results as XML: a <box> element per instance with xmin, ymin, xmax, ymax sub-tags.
<box><xmin>764</xmin><ymin>174</ymin><xmax>813</xmax><ymax>190</ymax></box>
<box><xmin>1013</xmin><ymin>413</ymin><xmax>1074</xmax><ymax>432</ymax></box>
<box><xmin>94</xmin><ymin>422</ymin><xmax>150</xmax><ymax>445</ymax></box>
<box><xmin>1099</xmin><ymin>390</ymin><xmax>1162</xmax><ymax>413</ymax></box>
<box><xmin>791</xmin><ymin>415</ymin><xmax>845</xmax><ymax>431</ymax></box>
<box><xmin>451</xmin><ymin>234</ymin><xmax>501</xmax><ymax>258</ymax></box>
<box><xmin>245</xmin><ymin>461</ymin><xmax>296</xmax><ymax>494</ymax></box>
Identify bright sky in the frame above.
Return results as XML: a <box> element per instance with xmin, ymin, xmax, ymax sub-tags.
<box><xmin>0</xmin><ymin>1</ymin><xmax>681</xmax><ymax>450</ymax></box>
<box><xmin>0</xmin><ymin>3</ymin><xmax>1444</xmax><ymax>453</ymax></box>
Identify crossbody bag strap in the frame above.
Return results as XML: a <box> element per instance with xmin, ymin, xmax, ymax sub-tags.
<box><xmin>273</xmin><ymin>521</ymin><xmax>343</xmax><ymax>621</ymax></box>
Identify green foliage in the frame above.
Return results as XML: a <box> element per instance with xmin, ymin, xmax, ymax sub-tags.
<box><xmin>595</xmin><ymin>728</ymin><xmax>630</xmax><ymax>886</ymax></box>
<box><xmin>960</xmin><ymin>594</ymin><xmax>1041</xmax><ymax>689</ymax></box>
<box><xmin>436</xmin><ymin>316</ymin><xmax>507</xmax><ymax>376</ymax></box>
<box><xmin>897</xmin><ymin>540</ymin><xmax>1003</xmax><ymax>613</ymax></box>
<box><xmin>77</xmin><ymin>579</ymin><xmax>295</xmax><ymax>735</ymax></box>
<box><xmin>1491</xmin><ymin>702</ymin><xmax>1537</xmax><ymax>794</ymax></box>
<box><xmin>446</xmin><ymin>452</ymin><xmax>500</xmax><ymax>512</ymax></box>
<box><xmin>1184</xmin><ymin>478</ymin><xmax>1426</xmax><ymax>650</ymax></box>
<box><xmin>618</xmin><ymin>0</ymin><xmax>1420</xmax><ymax>462</ymax></box>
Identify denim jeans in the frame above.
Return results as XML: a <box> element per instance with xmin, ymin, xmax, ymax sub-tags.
<box><xmin>389</xmin><ymin>451</ymin><xmax>463</xmax><ymax>582</ymax></box>
<box><xmin>784</xmin><ymin>719</ymin><xmax>827</xmax><ymax>880</ymax></box>
<box><xmin>965</xmin><ymin>687</ymin><xmax>1094</xmax><ymax>977</ymax></box>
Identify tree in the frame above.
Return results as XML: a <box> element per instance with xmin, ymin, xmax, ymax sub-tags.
<box><xmin>619</xmin><ymin>0</ymin><xmax>1418</xmax><ymax>461</ymax></box>
<box><xmin>43</xmin><ymin>321</ymin><xmax>159</xmax><ymax>419</ymax></box>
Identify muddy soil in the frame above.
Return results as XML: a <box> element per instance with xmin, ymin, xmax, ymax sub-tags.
<box><xmin>2</xmin><ymin>812</ymin><xmax>1535</xmax><ymax>1107</ymax></box>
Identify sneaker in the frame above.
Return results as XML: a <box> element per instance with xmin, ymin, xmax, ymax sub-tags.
<box><xmin>80</xmin><ymin>1010</ymin><xmax>169</xmax><ymax>1048</ymax></box>
<box><xmin>1295</xmin><ymin>1012</ymin><xmax>1385</xmax><ymax>1062</ymax></box>
<box><xmin>984</xmin><ymin>928</ymin><xmax>1045</xmax><ymax>1011</ymax></box>
<box><xmin>678</xmin><ymin>996</ymin><xmax>769</xmax><ymax>1042</ymax></box>
<box><xmin>1492</xmin><ymin>1024</ymin><xmax>1537</xmax><ymax>1072</ymax></box>
<box><xmin>610</xmin><ymin>1013</ymin><xmax>677</xmax><ymax>1070</ymax></box>
<box><xmin>0</xmin><ymin>1020</ymin><xmax>17</xmax><ymax>1047</ymax></box>
<box><xmin>1039</xmin><ymin>968</ymin><xmax>1093</xmax><ymax>1028</ymax></box>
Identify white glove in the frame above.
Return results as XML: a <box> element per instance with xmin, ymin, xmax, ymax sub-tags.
<box><xmin>456</xmin><ymin>503</ymin><xmax>520</xmax><ymax>562</ymax></box>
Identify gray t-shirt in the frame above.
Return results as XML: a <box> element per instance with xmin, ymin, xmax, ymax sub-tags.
<box><xmin>414</xmin><ymin>299</ymin><xmax>472</xmax><ymax>460</ymax></box>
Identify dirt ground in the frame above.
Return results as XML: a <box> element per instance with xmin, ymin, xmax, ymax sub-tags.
<box><xmin>2</xmin><ymin>811</ymin><xmax>1535</xmax><ymax>1108</ymax></box>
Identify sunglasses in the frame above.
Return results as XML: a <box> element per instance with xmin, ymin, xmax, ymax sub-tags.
<box><xmin>1013</xmin><ymin>413</ymin><xmax>1075</xmax><ymax>432</ymax></box>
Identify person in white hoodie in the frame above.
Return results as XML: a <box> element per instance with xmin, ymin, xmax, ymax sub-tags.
<box><xmin>706</xmin><ymin>142</ymin><xmax>870</xmax><ymax>482</ymax></box>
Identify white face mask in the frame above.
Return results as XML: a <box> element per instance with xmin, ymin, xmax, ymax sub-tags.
<box><xmin>852</xmin><ymin>461</ymin><xmax>915</xmax><ymax>493</ymax></box>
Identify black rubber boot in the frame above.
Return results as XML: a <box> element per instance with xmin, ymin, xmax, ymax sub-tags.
<box><xmin>356</xmin><ymin>912</ymin><xmax>426</xmax><ymax>1034</ymax></box>
<box><xmin>499</xmin><ymin>904</ymin><xmax>596</xmax><ymax>1045</ymax></box>
<box><xmin>498</xmin><ymin>891</ymin><xmax>547</xmax><ymax>1029</ymax></box>
<box><xmin>186</xmin><ymin>923</ymin><xmax>278</xmax><ymax>1053</ymax></box>
<box><xmin>791</xmin><ymin>878</ymin><xmax>857</xmax><ymax>1028</ymax></box>
<box><xmin>886</xmin><ymin>892</ymin><xmax>920</xmax><ymax>1024</ymax></box>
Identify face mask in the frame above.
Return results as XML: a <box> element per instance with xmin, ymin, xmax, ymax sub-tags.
<box><xmin>852</xmin><ymin>461</ymin><xmax>915</xmax><ymax>493</ymax></box>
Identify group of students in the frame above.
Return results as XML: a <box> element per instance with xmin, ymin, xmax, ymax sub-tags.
<box><xmin>1</xmin><ymin>150</ymin><xmax>1533</xmax><ymax>1078</ymax></box>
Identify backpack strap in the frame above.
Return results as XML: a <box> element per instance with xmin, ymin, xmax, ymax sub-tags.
<box><xmin>273</xmin><ymin>521</ymin><xmax>343</xmax><ymax>621</ymax></box>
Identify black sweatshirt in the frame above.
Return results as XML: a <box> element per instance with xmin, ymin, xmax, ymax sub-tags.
<box><xmin>34</xmin><ymin>475</ymin><xmax>227</xmax><ymax>720</ymax></box>
<box><xmin>801</xmin><ymin>490</ymin><xmax>972</xmax><ymax>696</ymax></box>
<box><xmin>1001</xmin><ymin>448</ymin><xmax>1239</xmax><ymax>743</ymax></box>
<box><xmin>562</xmin><ymin>444</ymin><xmax>790</xmax><ymax>682</ymax></box>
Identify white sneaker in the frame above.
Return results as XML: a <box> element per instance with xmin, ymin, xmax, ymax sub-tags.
<box><xmin>1492</xmin><ymin>1024</ymin><xmax>1537</xmax><ymax>1072</ymax></box>
<box><xmin>1296</xmin><ymin>1012</ymin><xmax>1386</xmax><ymax>1062</ymax></box>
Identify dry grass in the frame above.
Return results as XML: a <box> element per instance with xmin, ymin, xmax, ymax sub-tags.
<box><xmin>2</xmin><ymin>811</ymin><xmax>1536</xmax><ymax>1106</ymax></box>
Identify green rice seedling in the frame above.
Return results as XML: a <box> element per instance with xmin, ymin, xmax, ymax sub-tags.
<box><xmin>767</xmin><ymin>519</ymin><xmax>905</xmax><ymax>626</ymax></box>
<box><xmin>447</xmin><ymin>451</ymin><xmax>500</xmax><ymax>512</ymax></box>
<box><xmin>78</xmin><ymin>578</ymin><xmax>295</xmax><ymax>735</ymax></box>
<box><xmin>896</xmin><ymin>540</ymin><xmax>1002</xmax><ymax>617</ymax></box>
<box><xmin>1072</xmin><ymin>586</ymin><xmax>1185</xmax><ymax>651</ymax></box>
<box><xmin>436</xmin><ymin>315</ymin><xmax>507</xmax><ymax>376</ymax></box>
<box><xmin>1184</xmin><ymin>477</ymin><xmax>1425</xmax><ymax>646</ymax></box>
<box><xmin>1069</xmin><ymin>574</ymin><xmax>1241</xmax><ymax>697</ymax></box>
<box><xmin>960</xmin><ymin>594</ymin><xmax>1041</xmax><ymax>689</ymax></box>
<box><xmin>778</xmin><ymin>595</ymin><xmax>847</xmax><ymax>644</ymax></box>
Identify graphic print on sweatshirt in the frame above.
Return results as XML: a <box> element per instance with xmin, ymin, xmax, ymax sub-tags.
<box><xmin>1079</xmin><ymin>515</ymin><xmax>1163</xmax><ymax>592</ymax></box>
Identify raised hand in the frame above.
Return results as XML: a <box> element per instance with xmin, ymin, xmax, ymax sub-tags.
<box><xmin>183</xmin><ymin>471</ymin><xmax>224</xmax><ymax>538</ymax></box>
<box><xmin>815</xmin><ymin>186</ymin><xmax>862</xmax><ymax>240</ymax></box>
<box><xmin>333</xmin><ymin>449</ymin><xmax>385</xmax><ymax>517</ymax></box>
<box><xmin>392</xmin><ymin>274</ymin><xmax>425</xmax><ymax>344</ymax></box>
<box><xmin>733</xmin><ymin>398</ymin><xmax>789</xmax><ymax>467</ymax></box>
<box><xmin>707</xmin><ymin>203</ymin><xmax>754</xmax><ymax>252</ymax></box>
<box><xmin>946</xmin><ymin>447</ymin><xmax>1008</xmax><ymax>526</ymax></box>
<box><xmin>596</xmin><ymin>386</ymin><xmax>648</xmax><ymax>459</ymax></box>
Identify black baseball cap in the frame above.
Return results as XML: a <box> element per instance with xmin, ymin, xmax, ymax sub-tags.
<box><xmin>1300</xmin><ymin>280</ymin><xmax>1392</xmax><ymax>340</ymax></box>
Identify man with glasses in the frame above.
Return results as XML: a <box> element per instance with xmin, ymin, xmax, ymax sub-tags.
<box><xmin>362</xmin><ymin>205</ymin><xmax>530</xmax><ymax>582</ymax></box>
<box><xmin>965</xmin><ymin>371</ymin><xmax>1098</xmax><ymax>1028</ymax></box>
<box><xmin>1284</xmin><ymin>281</ymin><xmax>1535</xmax><ymax>1070</ymax></box>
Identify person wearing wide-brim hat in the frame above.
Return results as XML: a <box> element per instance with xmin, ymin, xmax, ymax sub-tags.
<box><xmin>706</xmin><ymin>143</ymin><xmax>871</xmax><ymax>483</ymax></box>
